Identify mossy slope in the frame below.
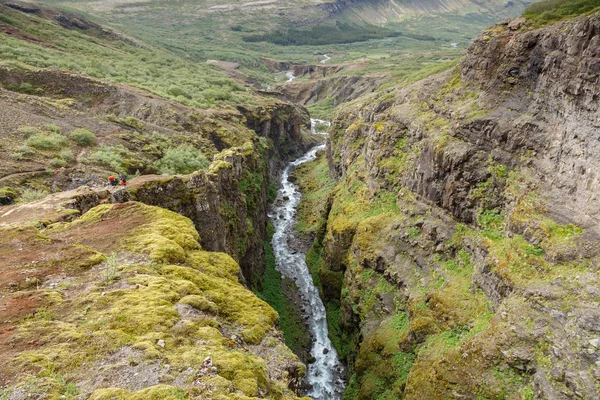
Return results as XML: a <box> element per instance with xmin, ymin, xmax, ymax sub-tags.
<box><xmin>0</xmin><ymin>202</ymin><xmax>307</xmax><ymax>399</ymax></box>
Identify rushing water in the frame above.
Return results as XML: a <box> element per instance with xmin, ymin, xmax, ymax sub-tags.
<box><xmin>270</xmin><ymin>121</ymin><xmax>345</xmax><ymax>399</ymax></box>
<box><xmin>286</xmin><ymin>71</ymin><xmax>296</xmax><ymax>82</ymax></box>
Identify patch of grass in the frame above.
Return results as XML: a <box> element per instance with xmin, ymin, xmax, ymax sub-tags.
<box><xmin>102</xmin><ymin>252</ymin><xmax>119</xmax><ymax>282</ymax></box>
<box><xmin>60</xmin><ymin>149</ymin><xmax>75</xmax><ymax>163</ymax></box>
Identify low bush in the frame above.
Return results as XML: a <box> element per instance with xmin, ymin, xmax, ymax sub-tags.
<box><xmin>45</xmin><ymin>124</ymin><xmax>62</xmax><ymax>134</ymax></box>
<box><xmin>155</xmin><ymin>144</ymin><xmax>210</xmax><ymax>174</ymax></box>
<box><xmin>17</xmin><ymin>126</ymin><xmax>40</xmax><ymax>138</ymax></box>
<box><xmin>90</xmin><ymin>145</ymin><xmax>129</xmax><ymax>172</ymax></box>
<box><xmin>60</xmin><ymin>149</ymin><xmax>75</xmax><ymax>163</ymax></box>
<box><xmin>70</xmin><ymin>128</ymin><xmax>96</xmax><ymax>146</ymax></box>
<box><xmin>12</xmin><ymin>146</ymin><xmax>34</xmax><ymax>160</ymax></box>
<box><xmin>27</xmin><ymin>133</ymin><xmax>67</xmax><ymax>150</ymax></box>
<box><xmin>50</xmin><ymin>158</ymin><xmax>68</xmax><ymax>168</ymax></box>
<box><xmin>19</xmin><ymin>188</ymin><xmax>48</xmax><ymax>203</ymax></box>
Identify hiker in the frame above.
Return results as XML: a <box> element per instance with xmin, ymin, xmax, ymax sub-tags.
<box><xmin>119</xmin><ymin>173</ymin><xmax>127</xmax><ymax>186</ymax></box>
<box><xmin>108</xmin><ymin>175</ymin><xmax>117</xmax><ymax>186</ymax></box>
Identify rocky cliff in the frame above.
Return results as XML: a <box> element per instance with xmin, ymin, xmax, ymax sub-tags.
<box><xmin>296</xmin><ymin>11</ymin><xmax>600</xmax><ymax>399</ymax></box>
<box><xmin>0</xmin><ymin>2</ymin><xmax>322</xmax><ymax>398</ymax></box>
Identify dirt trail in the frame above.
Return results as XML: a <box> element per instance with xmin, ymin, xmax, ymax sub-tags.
<box><xmin>0</xmin><ymin>168</ymin><xmax>46</xmax><ymax>183</ymax></box>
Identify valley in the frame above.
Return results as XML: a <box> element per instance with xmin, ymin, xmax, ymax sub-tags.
<box><xmin>1</xmin><ymin>0</ymin><xmax>599</xmax><ymax>399</ymax></box>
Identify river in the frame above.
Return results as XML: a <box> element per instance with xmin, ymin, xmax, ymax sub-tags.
<box><xmin>270</xmin><ymin>120</ymin><xmax>345</xmax><ymax>399</ymax></box>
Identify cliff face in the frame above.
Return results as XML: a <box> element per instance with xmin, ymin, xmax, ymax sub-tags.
<box><xmin>299</xmin><ymin>13</ymin><xmax>600</xmax><ymax>399</ymax></box>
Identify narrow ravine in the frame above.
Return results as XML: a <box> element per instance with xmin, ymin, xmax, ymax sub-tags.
<box><xmin>270</xmin><ymin>120</ymin><xmax>345</xmax><ymax>399</ymax></box>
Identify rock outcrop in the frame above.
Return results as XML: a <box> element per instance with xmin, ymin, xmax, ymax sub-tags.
<box><xmin>297</xmin><ymin>12</ymin><xmax>600</xmax><ymax>399</ymax></box>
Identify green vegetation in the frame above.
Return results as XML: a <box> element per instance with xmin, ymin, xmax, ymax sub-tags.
<box><xmin>523</xmin><ymin>0</ymin><xmax>600</xmax><ymax>26</ymax></box>
<box><xmin>17</xmin><ymin>126</ymin><xmax>41</xmax><ymax>138</ymax></box>
<box><xmin>19</xmin><ymin>188</ymin><xmax>48</xmax><ymax>203</ymax></box>
<box><xmin>0</xmin><ymin>186</ymin><xmax>18</xmax><ymax>204</ymax></box>
<box><xmin>27</xmin><ymin>133</ymin><xmax>67</xmax><ymax>150</ymax></box>
<box><xmin>70</xmin><ymin>129</ymin><xmax>96</xmax><ymax>146</ymax></box>
<box><xmin>256</xmin><ymin>238</ymin><xmax>311</xmax><ymax>356</ymax></box>
<box><xmin>90</xmin><ymin>145</ymin><xmax>130</xmax><ymax>172</ymax></box>
<box><xmin>154</xmin><ymin>144</ymin><xmax>210</xmax><ymax>175</ymax></box>
<box><xmin>244</xmin><ymin>22</ymin><xmax>404</xmax><ymax>46</ymax></box>
<box><xmin>0</xmin><ymin>4</ymin><xmax>252</xmax><ymax>108</ymax></box>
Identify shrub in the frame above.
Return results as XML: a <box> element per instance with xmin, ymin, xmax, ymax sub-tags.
<box><xmin>70</xmin><ymin>128</ymin><xmax>96</xmax><ymax>146</ymax></box>
<box><xmin>50</xmin><ymin>158</ymin><xmax>68</xmax><ymax>168</ymax></box>
<box><xmin>19</xmin><ymin>188</ymin><xmax>48</xmax><ymax>203</ymax></box>
<box><xmin>45</xmin><ymin>124</ymin><xmax>62</xmax><ymax>134</ymax></box>
<box><xmin>17</xmin><ymin>126</ymin><xmax>40</xmax><ymax>138</ymax></box>
<box><xmin>60</xmin><ymin>149</ymin><xmax>75</xmax><ymax>163</ymax></box>
<box><xmin>167</xmin><ymin>86</ymin><xmax>192</xmax><ymax>99</ymax></box>
<box><xmin>27</xmin><ymin>133</ymin><xmax>67</xmax><ymax>150</ymax></box>
<box><xmin>12</xmin><ymin>146</ymin><xmax>34</xmax><ymax>160</ymax></box>
<box><xmin>155</xmin><ymin>144</ymin><xmax>210</xmax><ymax>175</ymax></box>
<box><xmin>90</xmin><ymin>145</ymin><xmax>129</xmax><ymax>172</ymax></box>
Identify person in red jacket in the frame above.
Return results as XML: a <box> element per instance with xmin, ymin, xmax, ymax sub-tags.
<box><xmin>108</xmin><ymin>175</ymin><xmax>117</xmax><ymax>186</ymax></box>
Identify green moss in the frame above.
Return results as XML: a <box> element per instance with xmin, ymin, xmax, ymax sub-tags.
<box><xmin>5</xmin><ymin>202</ymin><xmax>301</xmax><ymax>398</ymax></box>
<box><xmin>179</xmin><ymin>294</ymin><xmax>219</xmax><ymax>314</ymax></box>
<box><xmin>89</xmin><ymin>385</ymin><xmax>186</xmax><ymax>400</ymax></box>
<box><xmin>127</xmin><ymin>206</ymin><xmax>201</xmax><ymax>263</ymax></box>
<box><xmin>0</xmin><ymin>186</ymin><xmax>18</xmax><ymax>204</ymax></box>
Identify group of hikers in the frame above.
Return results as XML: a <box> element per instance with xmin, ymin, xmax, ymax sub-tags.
<box><xmin>108</xmin><ymin>173</ymin><xmax>127</xmax><ymax>187</ymax></box>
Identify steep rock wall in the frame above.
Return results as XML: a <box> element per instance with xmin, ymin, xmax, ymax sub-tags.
<box><xmin>303</xmin><ymin>13</ymin><xmax>600</xmax><ymax>399</ymax></box>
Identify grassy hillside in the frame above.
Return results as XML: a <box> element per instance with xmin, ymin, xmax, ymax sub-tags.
<box><xmin>0</xmin><ymin>1</ymin><xmax>253</xmax><ymax>108</ymax></box>
<box><xmin>43</xmin><ymin>0</ymin><xmax>528</xmax><ymax>86</ymax></box>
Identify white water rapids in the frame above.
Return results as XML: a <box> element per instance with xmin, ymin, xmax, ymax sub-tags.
<box><xmin>270</xmin><ymin>120</ymin><xmax>345</xmax><ymax>399</ymax></box>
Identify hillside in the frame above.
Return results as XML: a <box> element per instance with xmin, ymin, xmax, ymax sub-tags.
<box><xmin>43</xmin><ymin>0</ymin><xmax>528</xmax><ymax>87</ymax></box>
<box><xmin>293</xmin><ymin>5</ymin><xmax>600</xmax><ymax>399</ymax></box>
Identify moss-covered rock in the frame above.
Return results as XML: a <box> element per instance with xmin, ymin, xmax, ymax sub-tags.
<box><xmin>0</xmin><ymin>202</ymin><xmax>305</xmax><ymax>399</ymax></box>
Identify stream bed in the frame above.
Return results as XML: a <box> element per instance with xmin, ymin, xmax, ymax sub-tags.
<box><xmin>270</xmin><ymin>120</ymin><xmax>345</xmax><ymax>399</ymax></box>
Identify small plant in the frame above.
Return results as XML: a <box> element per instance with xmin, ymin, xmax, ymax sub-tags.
<box><xmin>45</xmin><ymin>124</ymin><xmax>62</xmax><ymax>134</ymax></box>
<box><xmin>27</xmin><ymin>133</ymin><xmax>67</xmax><ymax>150</ymax></box>
<box><xmin>60</xmin><ymin>149</ymin><xmax>75</xmax><ymax>163</ymax></box>
<box><xmin>12</xmin><ymin>146</ymin><xmax>34</xmax><ymax>160</ymax></box>
<box><xmin>19</xmin><ymin>188</ymin><xmax>48</xmax><ymax>203</ymax></box>
<box><xmin>50</xmin><ymin>158</ymin><xmax>68</xmax><ymax>168</ymax></box>
<box><xmin>102</xmin><ymin>252</ymin><xmax>119</xmax><ymax>282</ymax></box>
<box><xmin>155</xmin><ymin>144</ymin><xmax>209</xmax><ymax>174</ymax></box>
<box><xmin>17</xmin><ymin>126</ymin><xmax>40</xmax><ymax>138</ymax></box>
<box><xmin>70</xmin><ymin>128</ymin><xmax>96</xmax><ymax>146</ymax></box>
